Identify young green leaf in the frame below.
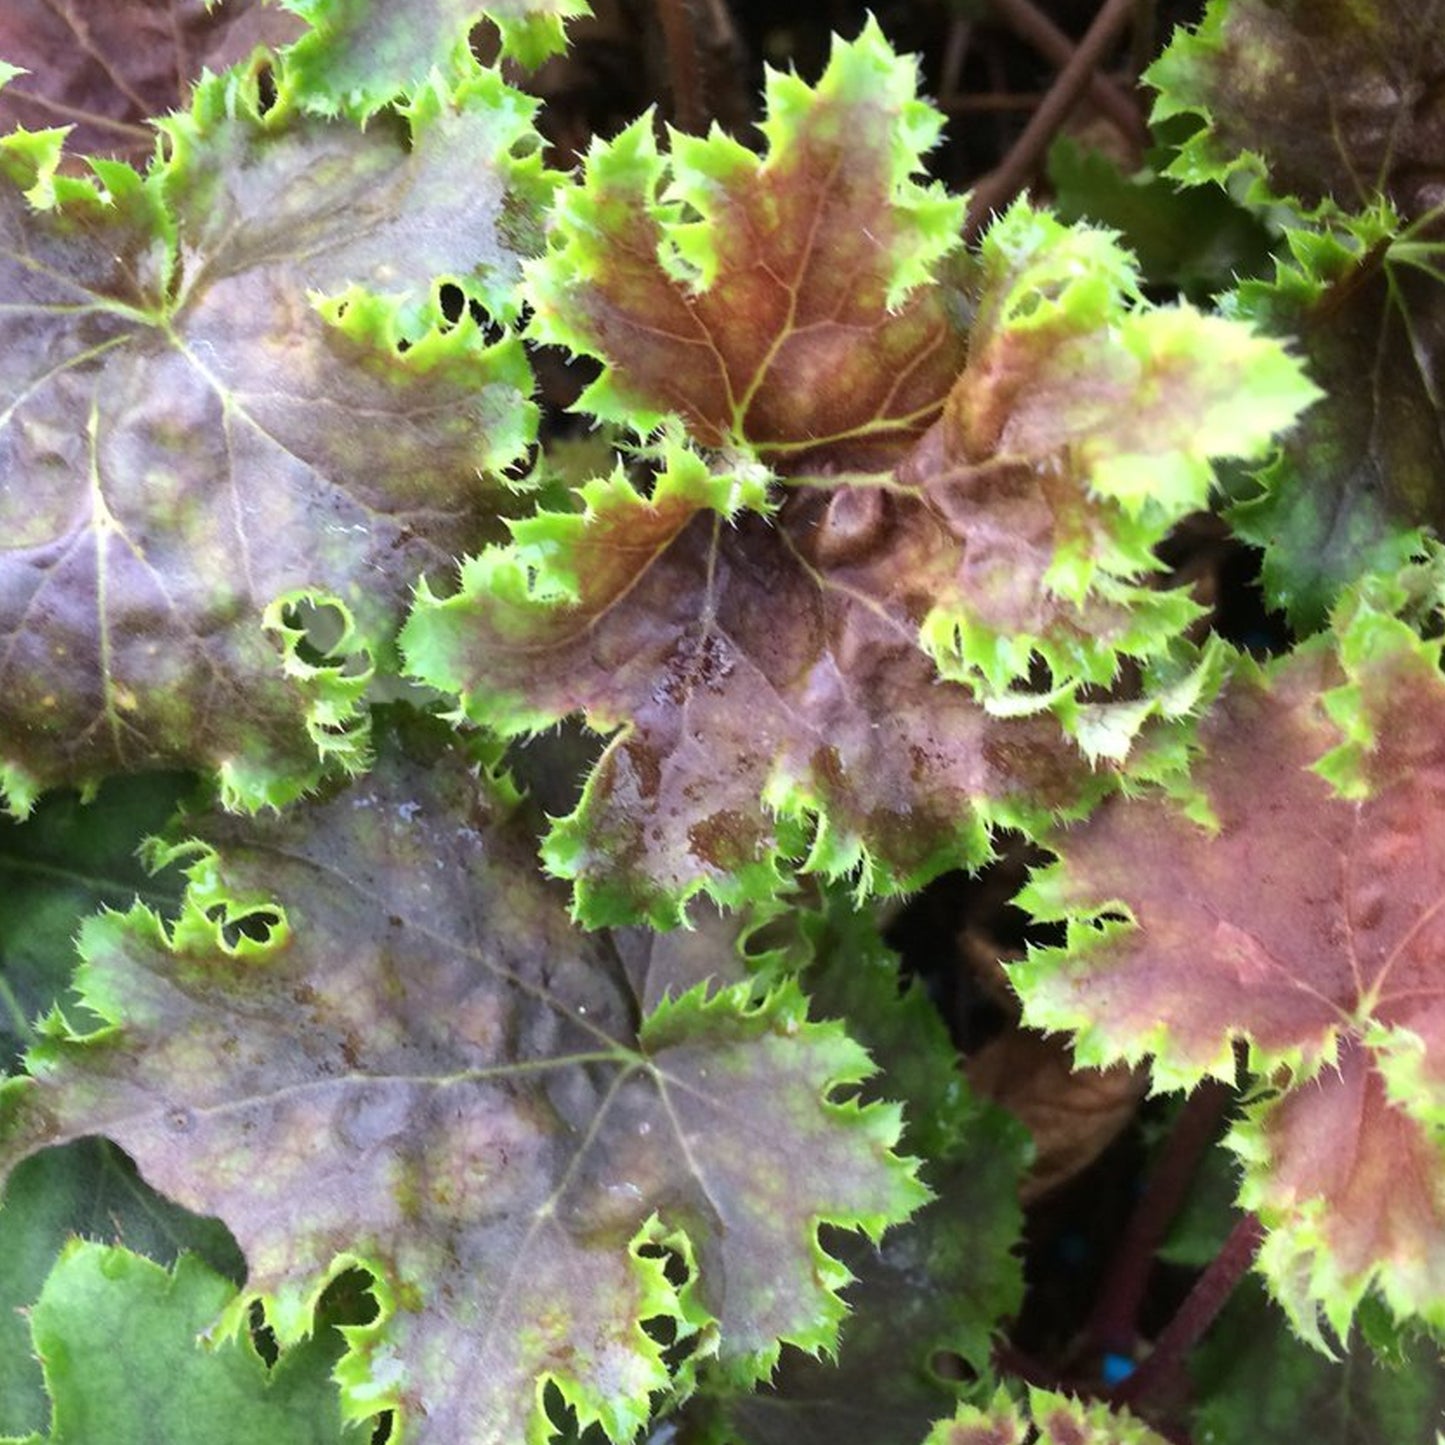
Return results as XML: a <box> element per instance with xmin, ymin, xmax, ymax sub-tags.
<box><xmin>1</xmin><ymin>1242</ymin><xmax>355</xmax><ymax>1445</ymax></box>
<box><xmin>923</xmin><ymin>1388</ymin><xmax>1172</xmax><ymax>1445</ymax></box>
<box><xmin>0</xmin><ymin>1142</ymin><xmax>245</xmax><ymax>1437</ymax></box>
<box><xmin>403</xmin><ymin>448</ymin><xmax>1097</xmax><ymax>927</ymax></box>
<box><xmin>0</xmin><ymin>716</ymin><xmax>925</xmax><ymax>1443</ymax></box>
<box><xmin>0</xmin><ymin>0</ymin><xmax>303</xmax><ymax>161</ymax></box>
<box><xmin>526</xmin><ymin>19</ymin><xmax>970</xmax><ymax>470</ymax></box>
<box><xmin>1149</xmin><ymin>0</ymin><xmax>1445</xmax><ymax>220</ymax></box>
<box><xmin>0</xmin><ymin>62</ymin><xmax>541</xmax><ymax>814</ymax></box>
<box><xmin>1014</xmin><ymin>603</ymin><xmax>1445</xmax><ymax>1338</ymax></box>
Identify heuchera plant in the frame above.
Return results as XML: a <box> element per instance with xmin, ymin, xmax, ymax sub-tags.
<box><xmin>2</xmin><ymin>0</ymin><xmax>1444</xmax><ymax>1441</ymax></box>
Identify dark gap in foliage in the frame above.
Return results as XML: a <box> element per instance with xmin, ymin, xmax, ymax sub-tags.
<box><xmin>206</xmin><ymin>905</ymin><xmax>283</xmax><ymax>948</ymax></box>
<box><xmin>317</xmin><ymin>1267</ymin><xmax>381</xmax><ymax>1327</ymax></box>
<box><xmin>279</xmin><ymin>599</ymin><xmax>350</xmax><ymax>668</ymax></box>
<box><xmin>883</xmin><ymin>834</ymin><xmax>1055</xmax><ymax>1056</ymax></box>
<box><xmin>542</xmin><ymin>1381</ymin><xmax>612</xmax><ymax>1443</ymax></box>
<box><xmin>370</xmin><ymin>1410</ymin><xmax>394</xmax><ymax>1444</ymax></box>
<box><xmin>253</xmin><ymin>63</ymin><xmax>278</xmax><ymax>116</ymax></box>
<box><xmin>1156</xmin><ymin>512</ymin><xmax>1293</xmax><ymax>656</ymax></box>
<box><xmin>507</xmin><ymin>720</ymin><xmax>605</xmax><ymax>823</ymax></box>
<box><xmin>502</xmin><ymin>441</ymin><xmax>540</xmax><ymax>485</ymax></box>
<box><xmin>1012</xmin><ymin>1110</ymin><xmax>1153</xmax><ymax>1367</ymax></box>
<box><xmin>438</xmin><ymin>281</ymin><xmax>466</xmax><ymax>328</ymax></box>
<box><xmin>929</xmin><ymin>1347</ymin><xmax>978</xmax><ymax>1386</ymax></box>
<box><xmin>248</xmin><ymin>1299</ymin><xmax>280</xmax><ymax>1366</ymax></box>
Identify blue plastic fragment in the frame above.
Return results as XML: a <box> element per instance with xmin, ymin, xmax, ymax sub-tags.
<box><xmin>1101</xmin><ymin>1352</ymin><xmax>1136</xmax><ymax>1385</ymax></box>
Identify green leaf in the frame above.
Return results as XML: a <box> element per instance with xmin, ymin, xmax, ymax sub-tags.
<box><xmin>1047</xmin><ymin>136</ymin><xmax>1275</xmax><ymax>302</ymax></box>
<box><xmin>0</xmin><ymin>0</ymin><xmax>304</xmax><ymax>162</ymax></box>
<box><xmin>0</xmin><ymin>772</ymin><xmax>190</xmax><ymax>1070</ymax></box>
<box><xmin>526</xmin><ymin>20</ymin><xmax>970</xmax><ymax>470</ymax></box>
<box><xmin>0</xmin><ymin>63</ymin><xmax>541</xmax><ymax>814</ymax></box>
<box><xmin>678</xmin><ymin>901</ymin><xmax>1027</xmax><ymax>1444</ymax></box>
<box><xmin>1227</xmin><ymin>225</ymin><xmax>1445</xmax><ymax>631</ymax></box>
<box><xmin>279</xmin><ymin>0</ymin><xmax>590</xmax><ymax>114</ymax></box>
<box><xmin>1190</xmin><ymin>1278</ymin><xmax>1445</xmax><ymax>1445</ymax></box>
<box><xmin>3</xmin><ymin>1241</ymin><xmax>355</xmax><ymax>1445</ymax></box>
<box><xmin>922</xmin><ymin>1388</ymin><xmax>1172</xmax><ymax>1445</ymax></box>
<box><xmin>0</xmin><ymin>1142</ymin><xmax>244</xmax><ymax>1437</ymax></box>
<box><xmin>1013</xmin><ymin>602</ymin><xmax>1445</xmax><ymax>1339</ymax></box>
<box><xmin>403</xmin><ymin>447</ymin><xmax>1098</xmax><ymax>927</ymax></box>
<box><xmin>1148</xmin><ymin>0</ymin><xmax>1445</xmax><ymax>220</ymax></box>
<box><xmin>0</xmin><ymin>715</ymin><xmax>925</xmax><ymax>1443</ymax></box>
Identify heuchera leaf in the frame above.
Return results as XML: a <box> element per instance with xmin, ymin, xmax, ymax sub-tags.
<box><xmin>526</xmin><ymin>19</ymin><xmax>971</xmax><ymax>471</ymax></box>
<box><xmin>922</xmin><ymin>1388</ymin><xmax>1172</xmax><ymax>1445</ymax></box>
<box><xmin>403</xmin><ymin>447</ymin><xmax>1098</xmax><ymax>927</ymax></box>
<box><xmin>0</xmin><ymin>0</ymin><xmax>304</xmax><ymax>162</ymax></box>
<box><xmin>0</xmin><ymin>61</ymin><xmax>541</xmax><ymax>814</ymax></box>
<box><xmin>279</xmin><ymin>0</ymin><xmax>591</xmax><ymax>115</ymax></box>
<box><xmin>407</xmin><ymin>23</ymin><xmax>1316</xmax><ymax>921</ymax></box>
<box><xmin>0</xmin><ymin>717</ymin><xmax>925</xmax><ymax>1444</ymax></box>
<box><xmin>0</xmin><ymin>1142</ymin><xmax>244</xmax><ymax>1436</ymax></box>
<box><xmin>1226</xmin><ymin>225</ymin><xmax>1445</xmax><ymax>631</ymax></box>
<box><xmin>2</xmin><ymin>1242</ymin><xmax>354</xmax><ymax>1445</ymax></box>
<box><xmin>1148</xmin><ymin>0</ymin><xmax>1445</xmax><ymax>220</ymax></box>
<box><xmin>680</xmin><ymin>900</ymin><xmax>1027</xmax><ymax>1445</ymax></box>
<box><xmin>1190</xmin><ymin>1278</ymin><xmax>1445</xmax><ymax>1445</ymax></box>
<box><xmin>905</xmin><ymin>202</ymin><xmax>1316</xmax><ymax>691</ymax></box>
<box><xmin>1013</xmin><ymin>602</ymin><xmax>1445</xmax><ymax>1339</ymax></box>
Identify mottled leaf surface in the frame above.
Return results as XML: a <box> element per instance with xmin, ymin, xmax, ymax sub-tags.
<box><xmin>0</xmin><ymin>65</ymin><xmax>540</xmax><ymax>812</ymax></box>
<box><xmin>3</xmin><ymin>1242</ymin><xmax>354</xmax><ymax>1445</ymax></box>
<box><xmin>0</xmin><ymin>1141</ymin><xmax>243</xmax><ymax>1436</ymax></box>
<box><xmin>1191</xmin><ymin>1278</ymin><xmax>1445</xmax><ymax>1445</ymax></box>
<box><xmin>680</xmin><ymin>902</ymin><xmax>1027</xmax><ymax>1445</ymax></box>
<box><xmin>404</xmin><ymin>451</ymin><xmax>1095</xmax><ymax>926</ymax></box>
<box><xmin>0</xmin><ymin>0</ymin><xmax>303</xmax><ymax>162</ymax></box>
<box><xmin>923</xmin><ymin>1389</ymin><xmax>1171</xmax><ymax>1445</ymax></box>
<box><xmin>281</xmin><ymin>0</ymin><xmax>590</xmax><ymax>113</ymax></box>
<box><xmin>0</xmin><ymin>773</ymin><xmax>189</xmax><ymax>1069</ymax></box>
<box><xmin>0</xmin><ymin>720</ymin><xmax>923</xmax><ymax>1444</ymax></box>
<box><xmin>527</xmin><ymin>21</ymin><xmax>970</xmax><ymax>472</ymax></box>
<box><xmin>1228</xmin><ymin>231</ymin><xmax>1445</xmax><ymax>631</ymax></box>
<box><xmin>1150</xmin><ymin>0</ymin><xmax>1445</xmax><ymax>218</ymax></box>
<box><xmin>1015</xmin><ymin>605</ymin><xmax>1445</xmax><ymax>1335</ymax></box>
<box><xmin>905</xmin><ymin>203</ymin><xmax>1313</xmax><ymax>689</ymax></box>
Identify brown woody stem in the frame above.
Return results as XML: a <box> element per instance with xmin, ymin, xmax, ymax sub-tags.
<box><xmin>966</xmin><ymin>0</ymin><xmax>1142</xmax><ymax>237</ymax></box>
<box><xmin>987</xmin><ymin>0</ymin><xmax>1145</xmax><ymax>140</ymax></box>
<box><xmin>1111</xmin><ymin>1212</ymin><xmax>1265</xmax><ymax>1409</ymax></box>
<box><xmin>1085</xmin><ymin>1080</ymin><xmax>1234</xmax><ymax>1357</ymax></box>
